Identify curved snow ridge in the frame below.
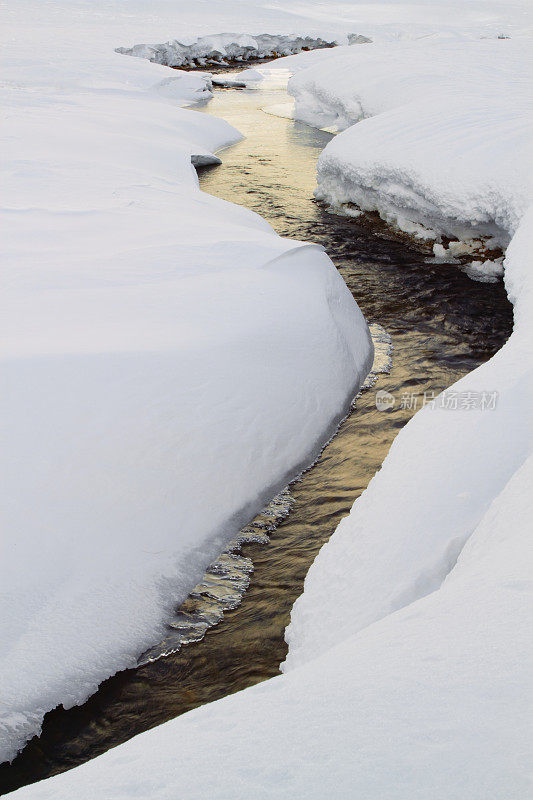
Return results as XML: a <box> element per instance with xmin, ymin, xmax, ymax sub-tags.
<box><xmin>0</xmin><ymin>235</ymin><xmax>372</xmax><ymax>765</ymax></box>
<box><xmin>151</xmin><ymin>71</ymin><xmax>215</xmax><ymax>105</ymax></box>
<box><xmin>13</xmin><ymin>453</ymin><xmax>533</xmax><ymax>800</ymax></box>
<box><xmin>315</xmin><ymin>98</ymin><xmax>531</xmax><ymax>247</ymax></box>
<box><xmin>284</xmin><ymin>292</ymin><xmax>533</xmax><ymax>669</ymax></box>
<box><xmin>281</xmin><ymin>39</ymin><xmax>533</xmax><ymax>672</ymax></box>
<box><xmin>289</xmin><ymin>39</ymin><xmax>533</xmax><ymax>256</ymax></box>
<box><xmin>1</xmin><ymin>9</ymin><xmax>374</xmax><ymax>765</ymax></box>
<box><xmin>6</xmin><ymin>6</ymin><xmax>533</xmax><ymax>799</ymax></box>
<box><xmin>116</xmin><ymin>33</ymin><xmax>338</xmax><ymax>69</ymax></box>
<box><xmin>138</xmin><ymin>317</ymin><xmax>385</xmax><ymax>667</ymax></box>
<box><xmin>289</xmin><ymin>38</ymin><xmax>533</xmax><ymax>131</ymax></box>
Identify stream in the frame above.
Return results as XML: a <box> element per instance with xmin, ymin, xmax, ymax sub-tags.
<box><xmin>0</xmin><ymin>76</ymin><xmax>513</xmax><ymax>795</ymax></box>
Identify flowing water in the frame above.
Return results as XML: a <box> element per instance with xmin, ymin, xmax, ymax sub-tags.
<box><xmin>0</xmin><ymin>78</ymin><xmax>513</xmax><ymax>795</ymax></box>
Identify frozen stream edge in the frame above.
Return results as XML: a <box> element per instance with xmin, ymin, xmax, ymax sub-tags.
<box><xmin>138</xmin><ymin>323</ymin><xmax>392</xmax><ymax>665</ymax></box>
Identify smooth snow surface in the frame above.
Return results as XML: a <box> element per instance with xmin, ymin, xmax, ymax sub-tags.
<box><xmin>0</xmin><ymin>0</ymin><xmax>373</xmax><ymax>763</ymax></box>
<box><xmin>11</xmin><ymin>452</ymin><xmax>533</xmax><ymax>800</ymax></box>
<box><xmin>14</xmin><ymin>182</ymin><xmax>533</xmax><ymax>800</ymax></box>
<box><xmin>4</xmin><ymin>0</ymin><xmax>533</xmax><ymax>797</ymax></box>
<box><xmin>289</xmin><ymin>39</ymin><xmax>533</xmax><ymax>250</ymax></box>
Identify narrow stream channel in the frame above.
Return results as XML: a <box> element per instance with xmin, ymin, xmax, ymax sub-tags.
<box><xmin>0</xmin><ymin>77</ymin><xmax>513</xmax><ymax>795</ymax></box>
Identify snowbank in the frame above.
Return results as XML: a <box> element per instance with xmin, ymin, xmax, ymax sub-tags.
<box><xmin>0</xmin><ymin>0</ymin><xmax>373</xmax><ymax>764</ymax></box>
<box><xmin>116</xmin><ymin>33</ymin><xmax>337</xmax><ymax>68</ymax></box>
<box><xmin>4</xmin><ymin>1</ymin><xmax>533</xmax><ymax>797</ymax></box>
<box><xmin>289</xmin><ymin>39</ymin><xmax>532</xmax><ymax>130</ymax></box>
<box><xmin>282</xmin><ymin>30</ymin><xmax>533</xmax><ymax>677</ymax></box>
<box><xmin>13</xmin><ymin>89</ymin><xmax>533</xmax><ymax>800</ymax></box>
<box><xmin>289</xmin><ymin>39</ymin><xmax>533</xmax><ymax>254</ymax></box>
<box><xmin>11</xmin><ymin>419</ymin><xmax>533</xmax><ymax>800</ymax></box>
<box><xmin>285</xmin><ymin>210</ymin><xmax>533</xmax><ymax>670</ymax></box>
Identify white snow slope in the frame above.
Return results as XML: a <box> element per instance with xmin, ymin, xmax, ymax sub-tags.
<box><xmin>289</xmin><ymin>39</ymin><xmax>533</xmax><ymax>252</ymax></box>
<box><xmin>283</xmin><ymin>35</ymin><xmax>533</xmax><ymax>668</ymax></box>
<box><xmin>5</xmin><ymin>1</ymin><xmax>533</xmax><ymax>798</ymax></box>
<box><xmin>0</xmin><ymin>0</ymin><xmax>375</xmax><ymax>763</ymax></box>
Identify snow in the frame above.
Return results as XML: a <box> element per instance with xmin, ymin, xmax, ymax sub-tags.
<box><xmin>285</xmin><ymin>220</ymin><xmax>533</xmax><ymax>670</ymax></box>
<box><xmin>289</xmin><ymin>38</ymin><xmax>533</xmax><ymax>130</ymax></box>
<box><xmin>279</xmin><ymin>25</ymin><xmax>533</xmax><ymax>674</ymax></box>
<box><xmin>11</xmin><ymin>440</ymin><xmax>533</xmax><ymax>797</ymax></box>
<box><xmin>288</xmin><ymin>39</ymin><xmax>533</xmax><ymax>257</ymax></box>
<box><xmin>0</xmin><ymin>0</ymin><xmax>374</xmax><ymax>764</ymax></box>
<box><xmin>116</xmin><ymin>33</ymin><xmax>337</xmax><ymax>68</ymax></box>
<box><xmin>13</xmin><ymin>183</ymin><xmax>533</xmax><ymax>800</ymax></box>
<box><xmin>4</xmin><ymin>0</ymin><xmax>533</xmax><ymax>796</ymax></box>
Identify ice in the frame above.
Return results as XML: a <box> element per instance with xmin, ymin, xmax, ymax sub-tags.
<box><xmin>137</xmin><ymin>489</ymin><xmax>293</xmax><ymax>665</ymax></box>
<box><xmin>462</xmin><ymin>258</ymin><xmax>505</xmax><ymax>283</ymax></box>
<box><xmin>228</xmin><ymin>68</ymin><xmax>264</xmax><ymax>82</ymax></box>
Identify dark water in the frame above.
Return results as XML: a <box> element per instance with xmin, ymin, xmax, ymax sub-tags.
<box><xmin>0</xmin><ymin>83</ymin><xmax>513</xmax><ymax>795</ymax></box>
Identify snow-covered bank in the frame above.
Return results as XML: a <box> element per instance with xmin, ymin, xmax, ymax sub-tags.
<box><xmin>12</xmin><ymin>132</ymin><xmax>532</xmax><ymax>800</ymax></box>
<box><xmin>0</xmin><ymin>1</ymin><xmax>374</xmax><ymax>764</ymax></box>
<box><xmin>4</xmin><ymin>0</ymin><xmax>533</xmax><ymax>796</ymax></box>
<box><xmin>281</xmin><ymin>29</ymin><xmax>533</xmax><ymax>690</ymax></box>
<box><xmin>10</xmin><ymin>391</ymin><xmax>533</xmax><ymax>798</ymax></box>
<box><xmin>285</xmin><ymin>210</ymin><xmax>533</xmax><ymax>671</ymax></box>
<box><xmin>116</xmin><ymin>33</ymin><xmax>339</xmax><ymax>69</ymax></box>
<box><xmin>10</xmin><ymin>10</ymin><xmax>533</xmax><ymax>797</ymax></box>
<box><xmin>289</xmin><ymin>39</ymin><xmax>533</xmax><ymax>259</ymax></box>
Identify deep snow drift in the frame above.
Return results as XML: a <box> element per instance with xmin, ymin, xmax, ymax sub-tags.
<box><xmin>4</xmin><ymin>0</ymin><xmax>533</xmax><ymax>797</ymax></box>
<box><xmin>0</xmin><ymin>0</ymin><xmax>374</xmax><ymax>764</ymax></box>
<box><xmin>288</xmin><ymin>39</ymin><xmax>533</xmax><ymax>269</ymax></box>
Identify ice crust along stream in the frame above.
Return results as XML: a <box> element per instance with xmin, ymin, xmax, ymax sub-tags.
<box><xmin>137</xmin><ymin>324</ymin><xmax>391</xmax><ymax>666</ymax></box>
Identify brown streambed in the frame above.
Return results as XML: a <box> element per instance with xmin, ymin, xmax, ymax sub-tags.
<box><xmin>0</xmin><ymin>81</ymin><xmax>513</xmax><ymax>796</ymax></box>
